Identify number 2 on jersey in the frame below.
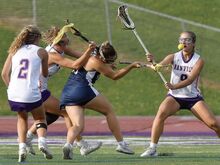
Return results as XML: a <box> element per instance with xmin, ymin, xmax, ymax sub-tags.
<box><xmin>18</xmin><ymin>59</ymin><xmax>29</xmax><ymax>79</ymax></box>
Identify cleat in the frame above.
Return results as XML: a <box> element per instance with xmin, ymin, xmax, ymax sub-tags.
<box><xmin>77</xmin><ymin>140</ymin><xmax>102</xmax><ymax>156</ymax></box>
<box><xmin>140</xmin><ymin>147</ymin><xmax>158</xmax><ymax>157</ymax></box>
<box><xmin>116</xmin><ymin>142</ymin><xmax>134</xmax><ymax>155</ymax></box>
<box><xmin>38</xmin><ymin>141</ymin><xmax>53</xmax><ymax>159</ymax></box>
<box><xmin>63</xmin><ymin>143</ymin><xmax>73</xmax><ymax>159</ymax></box>
<box><xmin>18</xmin><ymin>147</ymin><xmax>27</xmax><ymax>163</ymax></box>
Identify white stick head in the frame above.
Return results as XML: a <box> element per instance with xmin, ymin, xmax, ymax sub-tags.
<box><xmin>117</xmin><ymin>5</ymin><xmax>135</xmax><ymax>30</ymax></box>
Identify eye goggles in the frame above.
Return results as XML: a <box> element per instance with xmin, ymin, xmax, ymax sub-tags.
<box><xmin>178</xmin><ymin>37</ymin><xmax>193</xmax><ymax>44</ymax></box>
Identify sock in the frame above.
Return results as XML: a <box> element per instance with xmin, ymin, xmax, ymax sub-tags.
<box><xmin>38</xmin><ymin>137</ymin><xmax>46</xmax><ymax>143</ymax></box>
<box><xmin>27</xmin><ymin>130</ymin><xmax>35</xmax><ymax>139</ymax></box>
<box><xmin>19</xmin><ymin>143</ymin><xmax>26</xmax><ymax>149</ymax></box>
<box><xmin>76</xmin><ymin>139</ymin><xmax>83</xmax><ymax>146</ymax></box>
<box><xmin>65</xmin><ymin>142</ymin><xmax>73</xmax><ymax>148</ymax></box>
<box><xmin>149</xmin><ymin>142</ymin><xmax>157</xmax><ymax>149</ymax></box>
<box><xmin>118</xmin><ymin>141</ymin><xmax>126</xmax><ymax>146</ymax></box>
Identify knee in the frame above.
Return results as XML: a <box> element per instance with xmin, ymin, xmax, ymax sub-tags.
<box><xmin>71</xmin><ymin>123</ymin><xmax>84</xmax><ymax>132</ymax></box>
<box><xmin>155</xmin><ymin>110</ymin><xmax>169</xmax><ymax>122</ymax></box>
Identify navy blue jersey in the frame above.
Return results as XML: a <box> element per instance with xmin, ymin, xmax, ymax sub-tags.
<box><xmin>60</xmin><ymin>67</ymin><xmax>100</xmax><ymax>108</ymax></box>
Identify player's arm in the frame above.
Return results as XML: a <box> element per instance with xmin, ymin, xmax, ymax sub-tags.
<box><xmin>38</xmin><ymin>48</ymin><xmax>48</xmax><ymax>77</ymax></box>
<box><xmin>1</xmin><ymin>54</ymin><xmax>12</xmax><ymax>87</ymax></box>
<box><xmin>158</xmin><ymin>54</ymin><xmax>174</xmax><ymax>65</ymax></box>
<box><xmin>90</xmin><ymin>57</ymin><xmax>140</xmax><ymax>80</ymax></box>
<box><xmin>167</xmin><ymin>58</ymin><xmax>204</xmax><ymax>90</ymax></box>
<box><xmin>50</xmin><ymin>43</ymin><xmax>96</xmax><ymax>70</ymax></box>
<box><xmin>63</xmin><ymin>46</ymin><xmax>82</xmax><ymax>58</ymax></box>
<box><xmin>147</xmin><ymin>53</ymin><xmax>174</xmax><ymax>71</ymax></box>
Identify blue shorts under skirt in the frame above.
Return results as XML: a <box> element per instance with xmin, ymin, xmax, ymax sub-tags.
<box><xmin>167</xmin><ymin>94</ymin><xmax>204</xmax><ymax>110</ymax></box>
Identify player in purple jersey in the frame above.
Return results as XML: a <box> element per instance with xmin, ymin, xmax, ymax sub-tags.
<box><xmin>141</xmin><ymin>31</ymin><xmax>220</xmax><ymax>157</ymax></box>
<box><xmin>1</xmin><ymin>25</ymin><xmax>52</xmax><ymax>162</ymax></box>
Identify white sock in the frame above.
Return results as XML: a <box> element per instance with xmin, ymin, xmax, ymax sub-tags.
<box><xmin>27</xmin><ymin>130</ymin><xmax>35</xmax><ymax>138</ymax></box>
<box><xmin>65</xmin><ymin>142</ymin><xmax>73</xmax><ymax>148</ymax></box>
<box><xmin>38</xmin><ymin>137</ymin><xmax>46</xmax><ymax>143</ymax></box>
<box><xmin>149</xmin><ymin>142</ymin><xmax>157</xmax><ymax>149</ymax></box>
<box><xmin>118</xmin><ymin>141</ymin><xmax>126</xmax><ymax>146</ymax></box>
<box><xmin>19</xmin><ymin>143</ymin><xmax>26</xmax><ymax>149</ymax></box>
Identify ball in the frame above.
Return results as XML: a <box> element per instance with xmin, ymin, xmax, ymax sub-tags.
<box><xmin>178</xmin><ymin>44</ymin><xmax>184</xmax><ymax>50</ymax></box>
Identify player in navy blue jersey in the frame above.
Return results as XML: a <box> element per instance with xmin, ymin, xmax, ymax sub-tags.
<box><xmin>60</xmin><ymin>41</ymin><xmax>141</xmax><ymax>159</ymax></box>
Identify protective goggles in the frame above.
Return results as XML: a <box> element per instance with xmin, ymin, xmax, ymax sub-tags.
<box><xmin>178</xmin><ymin>37</ymin><xmax>193</xmax><ymax>44</ymax></box>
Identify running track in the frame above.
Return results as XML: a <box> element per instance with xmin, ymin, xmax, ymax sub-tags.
<box><xmin>0</xmin><ymin>116</ymin><xmax>219</xmax><ymax>137</ymax></box>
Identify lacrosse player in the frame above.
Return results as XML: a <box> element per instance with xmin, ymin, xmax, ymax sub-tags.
<box><xmin>60</xmin><ymin>41</ymin><xmax>141</xmax><ymax>159</ymax></box>
<box><xmin>1</xmin><ymin>25</ymin><xmax>52</xmax><ymax>162</ymax></box>
<box><xmin>25</xmin><ymin>26</ymin><xmax>102</xmax><ymax>157</ymax></box>
<box><xmin>141</xmin><ymin>31</ymin><xmax>220</xmax><ymax>157</ymax></box>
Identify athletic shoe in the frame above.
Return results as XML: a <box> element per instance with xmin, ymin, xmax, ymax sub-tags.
<box><xmin>77</xmin><ymin>140</ymin><xmax>102</xmax><ymax>156</ymax></box>
<box><xmin>116</xmin><ymin>142</ymin><xmax>134</xmax><ymax>155</ymax></box>
<box><xmin>26</xmin><ymin>135</ymin><xmax>35</xmax><ymax>155</ymax></box>
<box><xmin>140</xmin><ymin>147</ymin><xmax>158</xmax><ymax>157</ymax></box>
<box><xmin>63</xmin><ymin>143</ymin><xmax>73</xmax><ymax>159</ymax></box>
<box><xmin>38</xmin><ymin>140</ymin><xmax>53</xmax><ymax>159</ymax></box>
<box><xmin>18</xmin><ymin>147</ymin><xmax>27</xmax><ymax>163</ymax></box>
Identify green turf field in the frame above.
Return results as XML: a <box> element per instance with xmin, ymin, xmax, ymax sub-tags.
<box><xmin>1</xmin><ymin>0</ymin><xmax>220</xmax><ymax>115</ymax></box>
<box><xmin>1</xmin><ymin>136</ymin><xmax>220</xmax><ymax>165</ymax></box>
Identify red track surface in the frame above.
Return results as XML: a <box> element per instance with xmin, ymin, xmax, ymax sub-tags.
<box><xmin>0</xmin><ymin>116</ymin><xmax>218</xmax><ymax>137</ymax></box>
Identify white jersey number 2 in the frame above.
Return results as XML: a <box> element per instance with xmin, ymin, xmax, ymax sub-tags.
<box><xmin>17</xmin><ymin>59</ymin><xmax>29</xmax><ymax>79</ymax></box>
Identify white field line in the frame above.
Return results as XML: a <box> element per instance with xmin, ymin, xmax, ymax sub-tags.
<box><xmin>0</xmin><ymin>136</ymin><xmax>219</xmax><ymax>146</ymax></box>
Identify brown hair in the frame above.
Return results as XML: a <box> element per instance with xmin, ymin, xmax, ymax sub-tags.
<box><xmin>8</xmin><ymin>25</ymin><xmax>41</xmax><ymax>55</ymax></box>
<box><xmin>181</xmin><ymin>31</ymin><xmax>196</xmax><ymax>43</ymax></box>
<box><xmin>99</xmin><ymin>41</ymin><xmax>117</xmax><ymax>63</ymax></box>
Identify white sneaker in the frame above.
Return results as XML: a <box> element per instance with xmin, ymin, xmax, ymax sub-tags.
<box><xmin>140</xmin><ymin>147</ymin><xmax>158</xmax><ymax>157</ymax></box>
<box><xmin>38</xmin><ymin>140</ymin><xmax>53</xmax><ymax>159</ymax></box>
<box><xmin>18</xmin><ymin>147</ymin><xmax>27</xmax><ymax>163</ymax></box>
<box><xmin>77</xmin><ymin>140</ymin><xmax>102</xmax><ymax>156</ymax></box>
<box><xmin>116</xmin><ymin>142</ymin><xmax>134</xmax><ymax>155</ymax></box>
<box><xmin>26</xmin><ymin>134</ymin><xmax>35</xmax><ymax>155</ymax></box>
<box><xmin>63</xmin><ymin>143</ymin><xmax>73</xmax><ymax>159</ymax></box>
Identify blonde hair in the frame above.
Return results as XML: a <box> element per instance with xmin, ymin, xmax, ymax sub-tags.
<box><xmin>42</xmin><ymin>26</ymin><xmax>60</xmax><ymax>45</ymax></box>
<box><xmin>8</xmin><ymin>25</ymin><xmax>41</xmax><ymax>55</ymax></box>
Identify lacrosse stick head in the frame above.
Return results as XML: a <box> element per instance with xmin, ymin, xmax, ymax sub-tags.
<box><xmin>117</xmin><ymin>5</ymin><xmax>135</xmax><ymax>30</ymax></box>
<box><xmin>51</xmin><ymin>23</ymin><xmax>74</xmax><ymax>46</ymax></box>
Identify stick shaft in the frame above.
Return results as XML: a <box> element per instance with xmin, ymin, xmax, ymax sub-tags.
<box><xmin>132</xmin><ymin>29</ymin><xmax>150</xmax><ymax>55</ymax></box>
<box><xmin>119</xmin><ymin>61</ymin><xmax>151</xmax><ymax>68</ymax></box>
<box><xmin>131</xmin><ymin>30</ymin><xmax>167</xmax><ymax>83</ymax></box>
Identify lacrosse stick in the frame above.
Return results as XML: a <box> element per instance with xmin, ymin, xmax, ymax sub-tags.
<box><xmin>48</xmin><ymin>23</ymin><xmax>75</xmax><ymax>51</ymax></box>
<box><xmin>117</xmin><ymin>5</ymin><xmax>167</xmax><ymax>84</ymax></box>
<box><xmin>65</xmin><ymin>19</ymin><xmax>91</xmax><ymax>43</ymax></box>
<box><xmin>119</xmin><ymin>61</ymin><xmax>171</xmax><ymax>70</ymax></box>
<box><xmin>119</xmin><ymin>61</ymin><xmax>153</xmax><ymax>68</ymax></box>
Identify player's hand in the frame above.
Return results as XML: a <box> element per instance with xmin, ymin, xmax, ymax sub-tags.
<box><xmin>165</xmin><ymin>82</ymin><xmax>175</xmax><ymax>90</ymax></box>
<box><xmin>88</xmin><ymin>41</ymin><xmax>97</xmax><ymax>50</ymax></box>
<box><xmin>146</xmin><ymin>53</ymin><xmax>154</xmax><ymax>63</ymax></box>
<box><xmin>132</xmin><ymin>62</ymin><xmax>142</xmax><ymax>68</ymax></box>
<box><xmin>152</xmin><ymin>63</ymin><xmax>163</xmax><ymax>72</ymax></box>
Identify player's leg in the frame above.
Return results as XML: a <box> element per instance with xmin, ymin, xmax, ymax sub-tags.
<box><xmin>191</xmin><ymin>100</ymin><xmax>220</xmax><ymax>137</ymax></box>
<box><xmin>62</xmin><ymin>105</ymin><xmax>84</xmax><ymax>159</ymax></box>
<box><xmin>85</xmin><ymin>94</ymin><xmax>134</xmax><ymax>154</ymax></box>
<box><xmin>17</xmin><ymin>111</ymin><xmax>28</xmax><ymax>162</ymax></box>
<box><xmin>31</xmin><ymin>105</ymin><xmax>52</xmax><ymax>159</ymax></box>
<box><xmin>140</xmin><ymin>96</ymin><xmax>180</xmax><ymax>157</ymax></box>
